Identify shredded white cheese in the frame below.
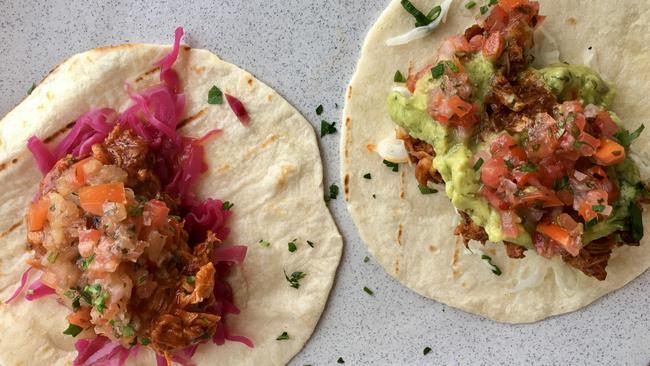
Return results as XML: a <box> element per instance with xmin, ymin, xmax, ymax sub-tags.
<box><xmin>386</xmin><ymin>0</ymin><xmax>454</xmax><ymax>47</ymax></box>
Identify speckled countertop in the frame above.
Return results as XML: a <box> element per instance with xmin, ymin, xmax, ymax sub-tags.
<box><xmin>1</xmin><ymin>1</ymin><xmax>649</xmax><ymax>365</ymax></box>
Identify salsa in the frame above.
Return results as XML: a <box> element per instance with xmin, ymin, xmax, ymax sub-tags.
<box><xmin>388</xmin><ymin>0</ymin><xmax>647</xmax><ymax>280</ymax></box>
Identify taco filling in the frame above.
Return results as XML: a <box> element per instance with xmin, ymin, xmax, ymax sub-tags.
<box><xmin>6</xmin><ymin>28</ymin><xmax>252</xmax><ymax>365</ymax></box>
<box><xmin>386</xmin><ymin>0</ymin><xmax>647</xmax><ymax>280</ymax></box>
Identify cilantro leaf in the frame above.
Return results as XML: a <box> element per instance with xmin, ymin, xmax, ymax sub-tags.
<box><xmin>321</xmin><ymin>120</ymin><xmax>337</xmax><ymax>137</ymax></box>
<box><xmin>208</xmin><ymin>85</ymin><xmax>224</xmax><ymax>105</ymax></box>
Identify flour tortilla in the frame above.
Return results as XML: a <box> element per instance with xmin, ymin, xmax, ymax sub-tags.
<box><xmin>342</xmin><ymin>0</ymin><xmax>650</xmax><ymax>323</ymax></box>
<box><xmin>0</xmin><ymin>43</ymin><xmax>342</xmax><ymax>365</ymax></box>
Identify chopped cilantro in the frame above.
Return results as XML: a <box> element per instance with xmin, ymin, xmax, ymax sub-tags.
<box><xmin>122</xmin><ymin>324</ymin><xmax>134</xmax><ymax>337</ymax></box>
<box><xmin>473</xmin><ymin>157</ymin><xmax>484</xmax><ymax>171</ymax></box>
<box><xmin>585</xmin><ymin>217</ymin><xmax>598</xmax><ymax>229</ymax></box>
<box><xmin>140</xmin><ymin>337</ymin><xmax>151</xmax><ymax>345</ymax></box>
<box><xmin>481</xmin><ymin>255</ymin><xmax>502</xmax><ymax>276</ymax></box>
<box><xmin>423</xmin><ymin>346</ymin><xmax>432</xmax><ymax>355</ymax></box>
<box><xmin>363</xmin><ymin>256</ymin><xmax>370</xmax><ymax>263</ymax></box>
<box><xmin>259</xmin><ymin>239</ymin><xmax>271</xmax><ymax>248</ymax></box>
<box><xmin>137</xmin><ymin>274</ymin><xmax>148</xmax><ymax>285</ymax></box>
<box><xmin>363</xmin><ymin>286</ymin><xmax>374</xmax><ymax>296</ymax></box>
<box><xmin>326</xmin><ymin>184</ymin><xmax>339</xmax><ymax>201</ymax></box>
<box><xmin>321</xmin><ymin>120</ymin><xmax>337</xmax><ymax>137</ymax></box>
<box><xmin>489</xmin><ymin>0</ymin><xmax>498</xmax><ymax>5</ymax></box>
<box><xmin>337</xmin><ymin>357</ymin><xmax>345</xmax><ymax>364</ymax></box>
<box><xmin>465</xmin><ymin>1</ymin><xmax>476</xmax><ymax>9</ymax></box>
<box><xmin>276</xmin><ymin>331</ymin><xmax>290</xmax><ymax>341</ymax></box>
<box><xmin>363</xmin><ymin>173</ymin><xmax>372</xmax><ymax>179</ymax></box>
<box><xmin>418</xmin><ymin>184</ymin><xmax>438</xmax><ymax>194</ymax></box>
<box><xmin>93</xmin><ymin>292</ymin><xmax>109</xmax><ymax>313</ymax></box>
<box><xmin>431</xmin><ymin>63</ymin><xmax>445</xmax><ymax>79</ymax></box>
<box><xmin>383</xmin><ymin>160</ymin><xmax>399</xmax><ymax>172</ymax></box>
<box><xmin>400</xmin><ymin>0</ymin><xmax>433</xmax><ymax>27</ymax></box>
<box><xmin>615</xmin><ymin>124</ymin><xmax>645</xmax><ymax>149</ymax></box>
<box><xmin>307</xmin><ymin>240</ymin><xmax>314</xmax><ymax>248</ymax></box>
<box><xmin>629</xmin><ymin>202</ymin><xmax>644</xmax><ymax>242</ymax></box>
<box><xmin>554</xmin><ymin>176</ymin><xmax>569</xmax><ymax>190</ymax></box>
<box><xmin>480</xmin><ymin>5</ymin><xmax>489</xmax><ymax>14</ymax></box>
<box><xmin>443</xmin><ymin>60</ymin><xmax>459</xmax><ymax>73</ymax></box>
<box><xmin>79</xmin><ymin>254</ymin><xmax>95</xmax><ymax>271</ymax></box>
<box><xmin>63</xmin><ymin>323</ymin><xmax>83</xmax><ymax>337</ymax></box>
<box><xmin>71</xmin><ymin>297</ymin><xmax>81</xmax><ymax>311</ymax></box>
<box><xmin>505</xmin><ymin>159</ymin><xmax>514</xmax><ymax>170</ymax></box>
<box><xmin>288</xmin><ymin>239</ymin><xmax>297</xmax><ymax>253</ymax></box>
<box><xmin>592</xmin><ymin>204</ymin><xmax>605</xmax><ymax>213</ymax></box>
<box><xmin>316</xmin><ymin>105</ymin><xmax>324</xmax><ymax>115</ymax></box>
<box><xmin>222</xmin><ymin>201</ymin><xmax>234</xmax><ymax>210</ymax></box>
<box><xmin>426</xmin><ymin>5</ymin><xmax>442</xmax><ymax>22</ymax></box>
<box><xmin>518</xmin><ymin>163</ymin><xmax>538</xmax><ymax>173</ymax></box>
<box><xmin>284</xmin><ymin>270</ymin><xmax>306</xmax><ymax>289</ymax></box>
<box><xmin>394</xmin><ymin>70</ymin><xmax>406</xmax><ymax>83</ymax></box>
<box><xmin>47</xmin><ymin>251</ymin><xmax>59</xmax><ymax>264</ymax></box>
<box><xmin>208</xmin><ymin>85</ymin><xmax>223</xmax><ymax>105</ymax></box>
<box><xmin>27</xmin><ymin>83</ymin><xmax>36</xmax><ymax>95</ymax></box>
<box><xmin>186</xmin><ymin>276</ymin><xmax>196</xmax><ymax>284</ymax></box>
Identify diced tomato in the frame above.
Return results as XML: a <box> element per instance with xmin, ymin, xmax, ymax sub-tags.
<box><xmin>482</xmin><ymin>32</ymin><xmax>505</xmax><ymax>61</ymax></box>
<box><xmin>593</xmin><ymin>138</ymin><xmax>626</xmax><ymax>166</ymax></box>
<box><xmin>448</xmin><ymin>96</ymin><xmax>473</xmax><ymax>118</ymax></box>
<box><xmin>406</xmin><ymin>64</ymin><xmax>433</xmax><ymax>93</ymax></box>
<box><xmin>28</xmin><ymin>198</ymin><xmax>50</xmax><ymax>231</ymax></box>
<box><xmin>561</xmin><ymin>100</ymin><xmax>584</xmax><ymax>115</ymax></box>
<box><xmin>480</xmin><ymin>186</ymin><xmax>509</xmax><ymax>210</ymax></box>
<box><xmin>511</xmin><ymin>170</ymin><xmax>537</xmax><ymax>188</ymax></box>
<box><xmin>481</xmin><ymin>157</ymin><xmax>510</xmax><ymax>188</ymax></box>
<box><xmin>485</xmin><ymin>5</ymin><xmax>508</xmax><ymax>32</ymax></box>
<box><xmin>144</xmin><ymin>199</ymin><xmax>170</xmax><ymax>227</ymax></box>
<box><xmin>490</xmin><ymin>134</ymin><xmax>517</xmax><ymax>156</ymax></box>
<box><xmin>78</xmin><ymin>229</ymin><xmax>101</xmax><ymax>258</ymax></box>
<box><xmin>578</xmin><ymin>189</ymin><xmax>609</xmax><ymax>221</ymax></box>
<box><xmin>536</xmin><ymin>224</ymin><xmax>570</xmax><ymax>248</ymax></box>
<box><xmin>594</xmin><ymin>111</ymin><xmax>619</xmax><ymax>138</ymax></box>
<box><xmin>533</xmin><ymin>231</ymin><xmax>562</xmax><ymax>258</ymax></box>
<box><xmin>525</xmin><ymin>113</ymin><xmax>559</xmax><ymax>160</ymax></box>
<box><xmin>498</xmin><ymin>0</ymin><xmax>528</xmax><ymax>12</ymax></box>
<box><xmin>508</xmin><ymin>146</ymin><xmax>527</xmax><ymax>163</ymax></box>
<box><xmin>500</xmin><ymin>210</ymin><xmax>520</xmax><ymax>238</ymax></box>
<box><xmin>72</xmin><ymin>158</ymin><xmax>91</xmax><ymax>186</ymax></box>
<box><xmin>427</xmin><ymin>91</ymin><xmax>453</xmax><ymax>125</ymax></box>
<box><xmin>514</xmin><ymin>190</ymin><xmax>563</xmax><ymax>208</ymax></box>
<box><xmin>468</xmin><ymin>35</ymin><xmax>485</xmax><ymax>52</ymax></box>
<box><xmin>537</xmin><ymin>157</ymin><xmax>568</xmax><ymax>188</ymax></box>
<box><xmin>79</xmin><ymin>183</ymin><xmax>127</xmax><ymax>216</ymax></box>
<box><xmin>556</xmin><ymin>189</ymin><xmax>574</xmax><ymax>206</ymax></box>
<box><xmin>576</xmin><ymin>131</ymin><xmax>601</xmax><ymax>156</ymax></box>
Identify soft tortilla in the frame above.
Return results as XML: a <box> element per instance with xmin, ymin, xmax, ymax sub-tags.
<box><xmin>0</xmin><ymin>43</ymin><xmax>342</xmax><ymax>365</ymax></box>
<box><xmin>341</xmin><ymin>0</ymin><xmax>650</xmax><ymax>323</ymax></box>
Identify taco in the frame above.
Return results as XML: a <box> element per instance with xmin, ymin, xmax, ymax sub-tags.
<box><xmin>342</xmin><ymin>0</ymin><xmax>650</xmax><ymax>322</ymax></box>
<box><xmin>0</xmin><ymin>28</ymin><xmax>342</xmax><ymax>364</ymax></box>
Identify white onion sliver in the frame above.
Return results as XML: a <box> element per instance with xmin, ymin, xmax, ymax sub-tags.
<box><xmin>376</xmin><ymin>135</ymin><xmax>410</xmax><ymax>164</ymax></box>
<box><xmin>391</xmin><ymin>86</ymin><xmax>413</xmax><ymax>97</ymax></box>
<box><xmin>386</xmin><ymin>0</ymin><xmax>454</xmax><ymax>46</ymax></box>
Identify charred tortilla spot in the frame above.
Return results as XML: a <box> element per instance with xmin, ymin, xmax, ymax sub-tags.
<box><xmin>396</xmin><ymin>224</ymin><xmax>403</xmax><ymax>246</ymax></box>
<box><xmin>399</xmin><ymin>171</ymin><xmax>406</xmax><ymax>199</ymax></box>
<box><xmin>0</xmin><ymin>221</ymin><xmax>22</xmax><ymax>238</ymax></box>
<box><xmin>135</xmin><ymin>67</ymin><xmax>161</xmax><ymax>83</ymax></box>
<box><xmin>245</xmin><ymin>134</ymin><xmax>280</xmax><ymax>160</ymax></box>
<box><xmin>567</xmin><ymin>17</ymin><xmax>577</xmax><ymax>26</ymax></box>
<box><xmin>394</xmin><ymin>257</ymin><xmax>400</xmax><ymax>274</ymax></box>
<box><xmin>344</xmin><ymin>174</ymin><xmax>350</xmax><ymax>201</ymax></box>
<box><xmin>347</xmin><ymin>85</ymin><xmax>353</xmax><ymax>99</ymax></box>
<box><xmin>44</xmin><ymin>121</ymin><xmax>76</xmax><ymax>143</ymax></box>
<box><xmin>177</xmin><ymin>108</ymin><xmax>208</xmax><ymax>129</ymax></box>
<box><xmin>365</xmin><ymin>143</ymin><xmax>376</xmax><ymax>152</ymax></box>
<box><xmin>247</xmin><ymin>79</ymin><xmax>253</xmax><ymax>88</ymax></box>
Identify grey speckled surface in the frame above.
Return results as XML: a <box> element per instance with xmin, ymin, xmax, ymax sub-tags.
<box><xmin>1</xmin><ymin>1</ymin><xmax>649</xmax><ymax>365</ymax></box>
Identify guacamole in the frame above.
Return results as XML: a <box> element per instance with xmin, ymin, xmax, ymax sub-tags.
<box><xmin>389</xmin><ymin>55</ymin><xmax>640</xmax><ymax>248</ymax></box>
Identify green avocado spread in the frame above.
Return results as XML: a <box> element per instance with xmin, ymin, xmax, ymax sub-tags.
<box><xmin>388</xmin><ymin>55</ymin><xmax>640</xmax><ymax>248</ymax></box>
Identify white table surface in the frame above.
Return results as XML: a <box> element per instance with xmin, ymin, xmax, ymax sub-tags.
<box><xmin>1</xmin><ymin>1</ymin><xmax>648</xmax><ymax>365</ymax></box>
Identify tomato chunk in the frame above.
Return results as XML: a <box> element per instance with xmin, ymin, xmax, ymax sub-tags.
<box><xmin>29</xmin><ymin>198</ymin><xmax>50</xmax><ymax>231</ymax></box>
<box><xmin>481</xmin><ymin>158</ymin><xmax>509</xmax><ymax>188</ymax></box>
<box><xmin>79</xmin><ymin>183</ymin><xmax>127</xmax><ymax>216</ymax></box>
<box><xmin>593</xmin><ymin>138</ymin><xmax>626</xmax><ymax>166</ymax></box>
<box><xmin>482</xmin><ymin>32</ymin><xmax>505</xmax><ymax>61</ymax></box>
<box><xmin>144</xmin><ymin>199</ymin><xmax>170</xmax><ymax>228</ymax></box>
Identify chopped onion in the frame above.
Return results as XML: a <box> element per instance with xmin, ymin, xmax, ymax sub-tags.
<box><xmin>392</xmin><ymin>86</ymin><xmax>413</xmax><ymax>97</ymax></box>
<box><xmin>24</xmin><ymin>279</ymin><xmax>56</xmax><ymax>301</ymax></box>
<box><xmin>573</xmin><ymin>170</ymin><xmax>588</xmax><ymax>181</ymax></box>
<box><xmin>225</xmin><ymin>94</ymin><xmax>250</xmax><ymax>126</ymax></box>
<box><xmin>3</xmin><ymin>267</ymin><xmax>32</xmax><ymax>304</ymax></box>
<box><xmin>507</xmin><ymin>254</ymin><xmax>551</xmax><ymax>293</ymax></box>
<box><xmin>386</xmin><ymin>0</ymin><xmax>454</xmax><ymax>46</ymax></box>
<box><xmin>376</xmin><ymin>135</ymin><xmax>410</xmax><ymax>163</ymax></box>
<box><xmin>583</xmin><ymin>104</ymin><xmax>601</xmax><ymax>119</ymax></box>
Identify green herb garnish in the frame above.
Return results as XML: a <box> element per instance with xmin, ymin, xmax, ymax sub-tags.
<box><xmin>423</xmin><ymin>346</ymin><xmax>432</xmax><ymax>355</ymax></box>
<box><xmin>592</xmin><ymin>205</ymin><xmax>605</xmax><ymax>213</ymax></box>
<box><xmin>137</xmin><ymin>274</ymin><xmax>148</xmax><ymax>285</ymax></box>
<box><xmin>363</xmin><ymin>256</ymin><xmax>370</xmax><ymax>263</ymax></box>
<box><xmin>337</xmin><ymin>357</ymin><xmax>345</xmax><ymax>364</ymax></box>
<box><xmin>465</xmin><ymin>1</ymin><xmax>477</xmax><ymax>9</ymax></box>
<box><xmin>276</xmin><ymin>331</ymin><xmax>290</xmax><ymax>341</ymax></box>
<box><xmin>585</xmin><ymin>217</ymin><xmax>598</xmax><ymax>229</ymax></box>
<box><xmin>480</xmin><ymin>5</ymin><xmax>489</xmax><ymax>14</ymax></box>
<box><xmin>431</xmin><ymin>63</ymin><xmax>445</xmax><ymax>79</ymax></box>
<box><xmin>327</xmin><ymin>184</ymin><xmax>339</xmax><ymax>201</ymax></box>
<box><xmin>222</xmin><ymin>201</ymin><xmax>234</xmax><ymax>210</ymax></box>
<box><xmin>140</xmin><ymin>337</ymin><xmax>151</xmax><ymax>345</ymax></box>
<box><xmin>316</xmin><ymin>105</ymin><xmax>324</xmax><ymax>115</ymax></box>
<box><xmin>186</xmin><ymin>276</ymin><xmax>196</xmax><ymax>284</ymax></box>
<box><xmin>79</xmin><ymin>254</ymin><xmax>95</xmax><ymax>271</ymax></box>
<box><xmin>473</xmin><ymin>157</ymin><xmax>484</xmax><ymax>171</ymax></box>
<box><xmin>363</xmin><ymin>173</ymin><xmax>372</xmax><ymax>179</ymax></box>
<box><xmin>122</xmin><ymin>325</ymin><xmax>134</xmax><ymax>337</ymax></box>
<box><xmin>481</xmin><ymin>255</ymin><xmax>502</xmax><ymax>276</ymax></box>
<box><xmin>71</xmin><ymin>297</ymin><xmax>81</xmax><ymax>311</ymax></box>
<box><xmin>93</xmin><ymin>292</ymin><xmax>109</xmax><ymax>313</ymax></box>
<box><xmin>383</xmin><ymin>160</ymin><xmax>399</xmax><ymax>172</ymax></box>
<box><xmin>554</xmin><ymin>176</ymin><xmax>570</xmax><ymax>190</ymax></box>
<box><xmin>400</xmin><ymin>0</ymin><xmax>433</xmax><ymax>27</ymax></box>
<box><xmin>394</xmin><ymin>70</ymin><xmax>406</xmax><ymax>83</ymax></box>
<box><xmin>489</xmin><ymin>0</ymin><xmax>498</xmax><ymax>5</ymax></box>
<box><xmin>363</xmin><ymin>286</ymin><xmax>374</xmax><ymax>296</ymax></box>
<box><xmin>208</xmin><ymin>85</ymin><xmax>223</xmax><ymax>105</ymax></box>
<box><xmin>27</xmin><ymin>83</ymin><xmax>36</xmax><ymax>95</ymax></box>
<box><xmin>615</xmin><ymin>124</ymin><xmax>645</xmax><ymax>149</ymax></box>
<box><xmin>418</xmin><ymin>184</ymin><xmax>438</xmax><ymax>195</ymax></box>
<box><xmin>426</xmin><ymin>6</ymin><xmax>442</xmax><ymax>22</ymax></box>
<box><xmin>284</xmin><ymin>270</ymin><xmax>306</xmax><ymax>289</ymax></box>
<box><xmin>443</xmin><ymin>60</ymin><xmax>459</xmax><ymax>73</ymax></box>
<box><xmin>518</xmin><ymin>163</ymin><xmax>538</xmax><ymax>173</ymax></box>
<box><xmin>321</xmin><ymin>120</ymin><xmax>337</xmax><ymax>137</ymax></box>
<box><xmin>47</xmin><ymin>251</ymin><xmax>59</xmax><ymax>264</ymax></box>
<box><xmin>259</xmin><ymin>239</ymin><xmax>271</xmax><ymax>248</ymax></box>
<box><xmin>63</xmin><ymin>323</ymin><xmax>83</xmax><ymax>337</ymax></box>
<box><xmin>629</xmin><ymin>202</ymin><xmax>644</xmax><ymax>242</ymax></box>
<box><xmin>288</xmin><ymin>239</ymin><xmax>297</xmax><ymax>253</ymax></box>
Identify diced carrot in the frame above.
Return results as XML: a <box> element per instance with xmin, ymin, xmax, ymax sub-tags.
<box><xmin>537</xmin><ymin>224</ymin><xmax>570</xmax><ymax>247</ymax></box>
<box><xmin>79</xmin><ymin>183</ymin><xmax>127</xmax><ymax>216</ymax></box>
<box><xmin>28</xmin><ymin>198</ymin><xmax>50</xmax><ymax>231</ymax></box>
<box><xmin>67</xmin><ymin>307</ymin><xmax>92</xmax><ymax>328</ymax></box>
<box><xmin>593</xmin><ymin>138</ymin><xmax>626</xmax><ymax>166</ymax></box>
<box><xmin>144</xmin><ymin>199</ymin><xmax>170</xmax><ymax>227</ymax></box>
